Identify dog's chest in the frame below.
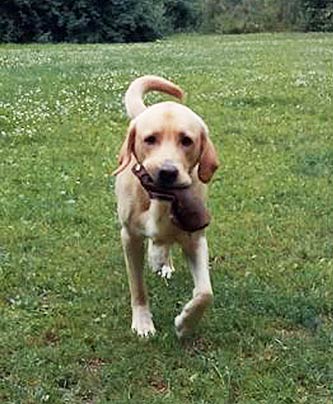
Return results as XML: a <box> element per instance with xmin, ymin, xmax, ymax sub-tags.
<box><xmin>144</xmin><ymin>200</ymin><xmax>177</xmax><ymax>241</ymax></box>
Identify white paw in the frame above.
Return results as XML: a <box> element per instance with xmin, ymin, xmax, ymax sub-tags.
<box><xmin>155</xmin><ymin>264</ymin><xmax>174</xmax><ymax>279</ymax></box>
<box><xmin>174</xmin><ymin>293</ymin><xmax>213</xmax><ymax>338</ymax></box>
<box><xmin>175</xmin><ymin>313</ymin><xmax>192</xmax><ymax>338</ymax></box>
<box><xmin>174</xmin><ymin>313</ymin><xmax>191</xmax><ymax>338</ymax></box>
<box><xmin>131</xmin><ymin>306</ymin><xmax>156</xmax><ymax>338</ymax></box>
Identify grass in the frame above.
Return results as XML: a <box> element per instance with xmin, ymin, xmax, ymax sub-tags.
<box><xmin>1</xmin><ymin>33</ymin><xmax>333</xmax><ymax>403</ymax></box>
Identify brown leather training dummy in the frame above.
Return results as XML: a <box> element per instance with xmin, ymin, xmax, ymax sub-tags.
<box><xmin>132</xmin><ymin>164</ymin><xmax>210</xmax><ymax>232</ymax></box>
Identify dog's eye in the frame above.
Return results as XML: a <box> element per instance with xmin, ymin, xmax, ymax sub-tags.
<box><xmin>144</xmin><ymin>135</ymin><xmax>156</xmax><ymax>145</ymax></box>
<box><xmin>181</xmin><ymin>136</ymin><xmax>193</xmax><ymax>147</ymax></box>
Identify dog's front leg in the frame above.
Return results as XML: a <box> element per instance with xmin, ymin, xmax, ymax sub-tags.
<box><xmin>121</xmin><ymin>227</ymin><xmax>155</xmax><ymax>337</ymax></box>
<box><xmin>175</xmin><ymin>234</ymin><xmax>213</xmax><ymax>338</ymax></box>
<box><xmin>148</xmin><ymin>240</ymin><xmax>174</xmax><ymax>279</ymax></box>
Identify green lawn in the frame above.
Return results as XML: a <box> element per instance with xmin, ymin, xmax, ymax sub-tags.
<box><xmin>1</xmin><ymin>33</ymin><xmax>333</xmax><ymax>403</ymax></box>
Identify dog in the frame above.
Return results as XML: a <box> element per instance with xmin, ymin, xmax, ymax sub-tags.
<box><xmin>113</xmin><ymin>76</ymin><xmax>219</xmax><ymax>338</ymax></box>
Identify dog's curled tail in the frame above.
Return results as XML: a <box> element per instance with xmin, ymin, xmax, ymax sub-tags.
<box><xmin>125</xmin><ymin>75</ymin><xmax>184</xmax><ymax>119</ymax></box>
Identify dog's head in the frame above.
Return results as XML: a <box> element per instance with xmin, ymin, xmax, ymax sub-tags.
<box><xmin>114</xmin><ymin>102</ymin><xmax>218</xmax><ymax>187</ymax></box>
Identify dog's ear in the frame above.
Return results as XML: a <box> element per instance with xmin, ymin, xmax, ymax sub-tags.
<box><xmin>112</xmin><ymin>123</ymin><xmax>136</xmax><ymax>176</ymax></box>
<box><xmin>198</xmin><ymin>129</ymin><xmax>219</xmax><ymax>183</ymax></box>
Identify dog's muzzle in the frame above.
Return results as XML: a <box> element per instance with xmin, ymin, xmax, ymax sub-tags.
<box><xmin>157</xmin><ymin>161</ymin><xmax>179</xmax><ymax>187</ymax></box>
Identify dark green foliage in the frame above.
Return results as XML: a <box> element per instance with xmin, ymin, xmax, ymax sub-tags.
<box><xmin>164</xmin><ymin>0</ymin><xmax>202</xmax><ymax>31</ymax></box>
<box><xmin>0</xmin><ymin>0</ymin><xmax>167</xmax><ymax>43</ymax></box>
<box><xmin>201</xmin><ymin>0</ymin><xmax>333</xmax><ymax>33</ymax></box>
<box><xmin>302</xmin><ymin>0</ymin><xmax>333</xmax><ymax>31</ymax></box>
<box><xmin>201</xmin><ymin>0</ymin><xmax>300</xmax><ymax>33</ymax></box>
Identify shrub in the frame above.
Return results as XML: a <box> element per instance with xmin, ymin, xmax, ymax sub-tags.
<box><xmin>0</xmin><ymin>0</ymin><xmax>167</xmax><ymax>43</ymax></box>
<box><xmin>302</xmin><ymin>0</ymin><xmax>333</xmax><ymax>31</ymax></box>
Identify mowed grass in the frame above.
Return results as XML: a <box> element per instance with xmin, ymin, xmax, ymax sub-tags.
<box><xmin>1</xmin><ymin>33</ymin><xmax>333</xmax><ymax>402</ymax></box>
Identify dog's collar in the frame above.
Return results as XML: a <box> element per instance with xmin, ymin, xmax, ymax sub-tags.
<box><xmin>131</xmin><ymin>163</ymin><xmax>210</xmax><ymax>232</ymax></box>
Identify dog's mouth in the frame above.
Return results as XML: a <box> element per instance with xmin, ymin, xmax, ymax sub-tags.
<box><xmin>156</xmin><ymin>180</ymin><xmax>189</xmax><ymax>190</ymax></box>
<box><xmin>132</xmin><ymin>164</ymin><xmax>190</xmax><ymax>194</ymax></box>
<box><xmin>131</xmin><ymin>163</ymin><xmax>210</xmax><ymax>232</ymax></box>
<box><xmin>135</xmin><ymin>162</ymin><xmax>191</xmax><ymax>190</ymax></box>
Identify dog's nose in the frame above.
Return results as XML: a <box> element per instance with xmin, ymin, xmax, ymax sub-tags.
<box><xmin>158</xmin><ymin>162</ymin><xmax>179</xmax><ymax>186</ymax></box>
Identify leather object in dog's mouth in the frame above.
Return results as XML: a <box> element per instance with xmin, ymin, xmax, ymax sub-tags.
<box><xmin>132</xmin><ymin>164</ymin><xmax>211</xmax><ymax>232</ymax></box>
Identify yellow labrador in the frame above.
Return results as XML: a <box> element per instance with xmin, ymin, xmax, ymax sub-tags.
<box><xmin>113</xmin><ymin>76</ymin><xmax>219</xmax><ymax>337</ymax></box>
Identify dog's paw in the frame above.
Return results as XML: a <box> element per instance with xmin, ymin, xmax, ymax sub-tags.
<box><xmin>174</xmin><ymin>293</ymin><xmax>213</xmax><ymax>338</ymax></box>
<box><xmin>154</xmin><ymin>264</ymin><xmax>174</xmax><ymax>279</ymax></box>
<box><xmin>148</xmin><ymin>241</ymin><xmax>174</xmax><ymax>279</ymax></box>
<box><xmin>132</xmin><ymin>306</ymin><xmax>156</xmax><ymax>338</ymax></box>
<box><xmin>174</xmin><ymin>313</ymin><xmax>191</xmax><ymax>338</ymax></box>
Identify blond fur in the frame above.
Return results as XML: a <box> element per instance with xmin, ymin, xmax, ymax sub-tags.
<box><xmin>114</xmin><ymin>76</ymin><xmax>218</xmax><ymax>338</ymax></box>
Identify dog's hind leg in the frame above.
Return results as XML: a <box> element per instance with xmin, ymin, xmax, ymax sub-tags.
<box><xmin>121</xmin><ymin>227</ymin><xmax>155</xmax><ymax>337</ymax></box>
<box><xmin>175</xmin><ymin>234</ymin><xmax>213</xmax><ymax>338</ymax></box>
<box><xmin>148</xmin><ymin>240</ymin><xmax>175</xmax><ymax>279</ymax></box>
